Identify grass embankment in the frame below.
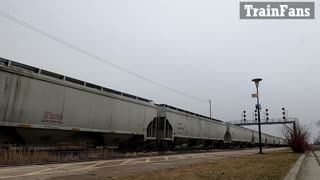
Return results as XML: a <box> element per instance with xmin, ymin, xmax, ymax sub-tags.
<box><xmin>120</xmin><ymin>150</ymin><xmax>301</xmax><ymax>180</ymax></box>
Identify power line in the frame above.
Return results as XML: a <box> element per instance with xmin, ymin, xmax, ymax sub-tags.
<box><xmin>0</xmin><ymin>10</ymin><xmax>206</xmax><ymax>102</ymax></box>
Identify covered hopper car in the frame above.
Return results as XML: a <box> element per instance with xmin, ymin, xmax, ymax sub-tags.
<box><xmin>0</xmin><ymin>57</ymin><xmax>286</xmax><ymax>150</ymax></box>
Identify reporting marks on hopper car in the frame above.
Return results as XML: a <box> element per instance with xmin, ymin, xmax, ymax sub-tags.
<box><xmin>240</xmin><ymin>2</ymin><xmax>315</xmax><ymax>19</ymax></box>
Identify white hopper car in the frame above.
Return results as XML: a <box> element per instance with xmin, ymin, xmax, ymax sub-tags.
<box><xmin>0</xmin><ymin>57</ymin><xmax>285</xmax><ymax>150</ymax></box>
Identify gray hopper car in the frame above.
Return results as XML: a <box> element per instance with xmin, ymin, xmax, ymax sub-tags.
<box><xmin>0</xmin><ymin>57</ymin><xmax>286</xmax><ymax>150</ymax></box>
<box><xmin>154</xmin><ymin>104</ymin><xmax>285</xmax><ymax>148</ymax></box>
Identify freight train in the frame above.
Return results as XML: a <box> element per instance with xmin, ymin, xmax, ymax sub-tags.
<box><xmin>0</xmin><ymin>57</ymin><xmax>286</xmax><ymax>150</ymax></box>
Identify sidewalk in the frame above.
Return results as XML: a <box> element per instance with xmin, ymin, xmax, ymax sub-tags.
<box><xmin>297</xmin><ymin>151</ymin><xmax>320</xmax><ymax>180</ymax></box>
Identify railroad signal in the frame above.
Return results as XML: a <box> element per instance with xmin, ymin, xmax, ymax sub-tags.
<box><xmin>282</xmin><ymin>107</ymin><xmax>286</xmax><ymax>120</ymax></box>
<box><xmin>242</xmin><ymin>111</ymin><xmax>247</xmax><ymax>122</ymax></box>
<box><xmin>253</xmin><ymin>109</ymin><xmax>257</xmax><ymax>121</ymax></box>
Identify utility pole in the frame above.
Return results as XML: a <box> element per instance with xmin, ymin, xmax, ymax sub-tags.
<box><xmin>208</xmin><ymin>100</ymin><xmax>212</xmax><ymax>118</ymax></box>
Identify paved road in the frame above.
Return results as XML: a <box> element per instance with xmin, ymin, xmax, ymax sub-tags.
<box><xmin>0</xmin><ymin>148</ymin><xmax>287</xmax><ymax>180</ymax></box>
<box><xmin>298</xmin><ymin>151</ymin><xmax>320</xmax><ymax>180</ymax></box>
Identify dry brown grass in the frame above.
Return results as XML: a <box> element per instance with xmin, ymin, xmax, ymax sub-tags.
<box><xmin>0</xmin><ymin>147</ymin><xmax>121</xmax><ymax>165</ymax></box>
<box><xmin>0</xmin><ymin>146</ymin><xmax>243</xmax><ymax>166</ymax></box>
<box><xmin>0</xmin><ymin>146</ymin><xmax>168</xmax><ymax>166</ymax></box>
<box><xmin>119</xmin><ymin>150</ymin><xmax>300</xmax><ymax>180</ymax></box>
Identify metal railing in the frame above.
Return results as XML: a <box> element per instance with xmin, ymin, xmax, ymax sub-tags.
<box><xmin>229</xmin><ymin>117</ymin><xmax>298</xmax><ymax>126</ymax></box>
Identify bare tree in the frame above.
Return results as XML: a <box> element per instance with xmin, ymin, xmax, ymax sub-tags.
<box><xmin>314</xmin><ymin>120</ymin><xmax>320</xmax><ymax>145</ymax></box>
<box><xmin>314</xmin><ymin>135</ymin><xmax>320</xmax><ymax>145</ymax></box>
<box><xmin>282</xmin><ymin>123</ymin><xmax>310</xmax><ymax>153</ymax></box>
<box><xmin>316</xmin><ymin>120</ymin><xmax>320</xmax><ymax>127</ymax></box>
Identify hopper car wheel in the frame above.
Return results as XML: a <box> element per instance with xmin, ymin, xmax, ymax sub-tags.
<box><xmin>157</xmin><ymin>141</ymin><xmax>166</xmax><ymax>152</ymax></box>
<box><xmin>157</xmin><ymin>140</ymin><xmax>174</xmax><ymax>152</ymax></box>
<box><xmin>126</xmin><ymin>136</ymin><xmax>145</xmax><ymax>152</ymax></box>
<box><xmin>205</xmin><ymin>140</ymin><xmax>214</xmax><ymax>149</ymax></box>
<box><xmin>144</xmin><ymin>140</ymin><xmax>158</xmax><ymax>152</ymax></box>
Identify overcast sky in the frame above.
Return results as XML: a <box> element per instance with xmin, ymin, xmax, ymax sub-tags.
<box><xmin>0</xmin><ymin>0</ymin><xmax>319</xmax><ymax>139</ymax></box>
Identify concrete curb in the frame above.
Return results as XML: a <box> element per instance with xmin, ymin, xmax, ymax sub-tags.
<box><xmin>283</xmin><ymin>154</ymin><xmax>305</xmax><ymax>180</ymax></box>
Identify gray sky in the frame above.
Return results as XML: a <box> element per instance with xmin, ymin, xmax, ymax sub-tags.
<box><xmin>0</xmin><ymin>0</ymin><xmax>319</xmax><ymax>139</ymax></box>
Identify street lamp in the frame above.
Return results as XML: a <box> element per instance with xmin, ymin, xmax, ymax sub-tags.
<box><xmin>252</xmin><ymin>78</ymin><xmax>263</xmax><ymax>154</ymax></box>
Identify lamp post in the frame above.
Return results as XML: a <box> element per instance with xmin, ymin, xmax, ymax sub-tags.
<box><xmin>208</xmin><ymin>100</ymin><xmax>212</xmax><ymax>118</ymax></box>
<box><xmin>252</xmin><ymin>78</ymin><xmax>263</xmax><ymax>154</ymax></box>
